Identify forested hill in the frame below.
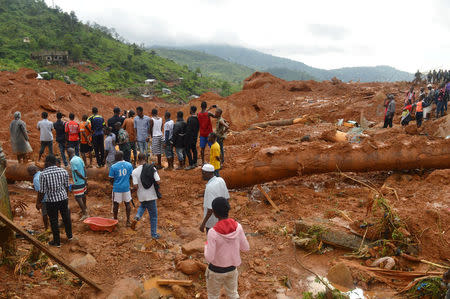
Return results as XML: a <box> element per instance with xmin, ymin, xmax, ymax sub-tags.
<box><xmin>0</xmin><ymin>0</ymin><xmax>234</xmax><ymax>99</ymax></box>
<box><xmin>185</xmin><ymin>44</ymin><xmax>414</xmax><ymax>82</ymax></box>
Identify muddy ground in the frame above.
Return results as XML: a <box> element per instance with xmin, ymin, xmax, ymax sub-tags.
<box><xmin>0</xmin><ymin>70</ymin><xmax>449</xmax><ymax>298</ymax></box>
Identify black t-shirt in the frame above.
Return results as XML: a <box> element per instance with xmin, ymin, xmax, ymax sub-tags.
<box><xmin>186</xmin><ymin>115</ymin><xmax>199</xmax><ymax>141</ymax></box>
<box><xmin>107</xmin><ymin>115</ymin><xmax>124</xmax><ymax>137</ymax></box>
<box><xmin>53</xmin><ymin>120</ymin><xmax>66</xmax><ymax>143</ymax></box>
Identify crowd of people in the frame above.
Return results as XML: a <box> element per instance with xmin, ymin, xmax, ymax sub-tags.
<box><xmin>9</xmin><ymin>101</ymin><xmax>248</xmax><ymax>297</ymax></box>
<box><xmin>425</xmin><ymin>69</ymin><xmax>450</xmax><ymax>84</ymax></box>
<box><xmin>383</xmin><ymin>81</ymin><xmax>449</xmax><ymax>128</ymax></box>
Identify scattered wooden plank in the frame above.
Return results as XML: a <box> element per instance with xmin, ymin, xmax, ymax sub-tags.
<box><xmin>156</xmin><ymin>279</ymin><xmax>193</xmax><ymax>286</ymax></box>
<box><xmin>257</xmin><ymin>186</ymin><xmax>280</xmax><ymax>212</ymax></box>
<box><xmin>0</xmin><ymin>212</ymin><xmax>103</xmax><ymax>293</ymax></box>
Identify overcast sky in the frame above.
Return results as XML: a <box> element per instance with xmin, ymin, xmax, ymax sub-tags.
<box><xmin>47</xmin><ymin>0</ymin><xmax>449</xmax><ymax>73</ymax></box>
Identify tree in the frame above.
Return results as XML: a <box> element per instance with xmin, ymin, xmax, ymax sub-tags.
<box><xmin>71</xmin><ymin>45</ymin><xmax>82</xmax><ymax>62</ymax></box>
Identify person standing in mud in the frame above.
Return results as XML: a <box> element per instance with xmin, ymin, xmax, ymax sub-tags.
<box><xmin>149</xmin><ymin>109</ymin><xmax>164</xmax><ymax>169</ymax></box>
<box><xmin>204</xmin><ymin>197</ymin><xmax>249</xmax><ymax>299</ymax></box>
<box><xmin>115</xmin><ymin>122</ymin><xmax>131</xmax><ymax>163</ymax></box>
<box><xmin>405</xmin><ymin>86</ymin><xmax>415</xmax><ymax>106</ymax></box>
<box><xmin>185</xmin><ymin>105</ymin><xmax>200</xmax><ymax>170</ymax></box>
<box><xmin>9</xmin><ymin>112</ymin><xmax>32</xmax><ymax>163</ymax></box>
<box><xmin>53</xmin><ymin>112</ymin><xmax>68</xmax><ymax>167</ymax></box>
<box><xmin>199</xmin><ymin>164</ymin><xmax>230</xmax><ymax>234</ymax></box>
<box><xmin>109</xmin><ymin>151</ymin><xmax>133</xmax><ymax>226</ymax></box>
<box><xmin>122</xmin><ymin>110</ymin><xmax>137</xmax><ymax>166</ymax></box>
<box><xmin>67</xmin><ymin>148</ymin><xmax>89</xmax><ymax>220</ymax></box>
<box><xmin>88</xmin><ymin>107</ymin><xmax>106</xmax><ymax>168</ymax></box>
<box><xmin>163</xmin><ymin>111</ymin><xmax>174</xmax><ymax>170</ymax></box>
<box><xmin>134</xmin><ymin>106</ymin><xmax>151</xmax><ymax>159</ymax></box>
<box><xmin>210</xmin><ymin>107</ymin><xmax>229</xmax><ymax>164</ymax></box>
<box><xmin>65</xmin><ymin>113</ymin><xmax>80</xmax><ymax>156</ymax></box>
<box><xmin>37</xmin><ymin>111</ymin><xmax>54</xmax><ymax>162</ymax></box>
<box><xmin>79</xmin><ymin>114</ymin><xmax>93</xmax><ymax>168</ymax></box>
<box><xmin>383</xmin><ymin>95</ymin><xmax>396</xmax><ymax>128</ymax></box>
<box><xmin>37</xmin><ymin>154</ymin><xmax>72</xmax><ymax>248</ymax></box>
<box><xmin>107</xmin><ymin>107</ymin><xmax>124</xmax><ymax>141</ymax></box>
<box><xmin>198</xmin><ymin>101</ymin><xmax>214</xmax><ymax>165</ymax></box>
<box><xmin>172</xmin><ymin>111</ymin><xmax>187</xmax><ymax>170</ymax></box>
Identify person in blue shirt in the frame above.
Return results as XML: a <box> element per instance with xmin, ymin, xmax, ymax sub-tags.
<box><xmin>88</xmin><ymin>107</ymin><xmax>105</xmax><ymax>168</ymax></box>
<box><xmin>109</xmin><ymin>151</ymin><xmax>134</xmax><ymax>226</ymax></box>
<box><xmin>67</xmin><ymin>148</ymin><xmax>89</xmax><ymax>220</ymax></box>
<box><xmin>28</xmin><ymin>165</ymin><xmax>48</xmax><ymax>230</ymax></box>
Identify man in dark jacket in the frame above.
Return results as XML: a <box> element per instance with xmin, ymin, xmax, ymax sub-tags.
<box><xmin>383</xmin><ymin>94</ymin><xmax>396</xmax><ymax>128</ymax></box>
<box><xmin>172</xmin><ymin>111</ymin><xmax>187</xmax><ymax>170</ymax></box>
<box><xmin>185</xmin><ymin>106</ymin><xmax>200</xmax><ymax>170</ymax></box>
<box><xmin>53</xmin><ymin>112</ymin><xmax>68</xmax><ymax>167</ymax></box>
<box><xmin>107</xmin><ymin>107</ymin><xmax>124</xmax><ymax>140</ymax></box>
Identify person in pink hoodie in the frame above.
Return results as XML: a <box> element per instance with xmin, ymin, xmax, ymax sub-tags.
<box><xmin>204</xmin><ymin>197</ymin><xmax>250</xmax><ymax>299</ymax></box>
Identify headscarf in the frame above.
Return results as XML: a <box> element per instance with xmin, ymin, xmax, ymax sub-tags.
<box><xmin>14</xmin><ymin>111</ymin><xmax>21</xmax><ymax>120</ymax></box>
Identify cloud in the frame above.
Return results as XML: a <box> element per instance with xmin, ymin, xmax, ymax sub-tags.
<box><xmin>308</xmin><ymin>24</ymin><xmax>350</xmax><ymax>40</ymax></box>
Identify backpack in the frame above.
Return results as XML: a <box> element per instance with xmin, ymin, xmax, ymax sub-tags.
<box><xmin>140</xmin><ymin>163</ymin><xmax>162</xmax><ymax>198</ymax></box>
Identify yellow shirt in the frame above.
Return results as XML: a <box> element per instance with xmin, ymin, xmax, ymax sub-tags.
<box><xmin>210</xmin><ymin>142</ymin><xmax>221</xmax><ymax>170</ymax></box>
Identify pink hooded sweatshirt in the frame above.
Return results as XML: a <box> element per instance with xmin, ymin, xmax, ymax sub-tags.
<box><xmin>204</xmin><ymin>218</ymin><xmax>250</xmax><ymax>267</ymax></box>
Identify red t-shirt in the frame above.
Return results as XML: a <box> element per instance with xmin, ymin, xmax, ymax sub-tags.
<box><xmin>65</xmin><ymin>120</ymin><xmax>80</xmax><ymax>141</ymax></box>
<box><xmin>198</xmin><ymin>112</ymin><xmax>213</xmax><ymax>137</ymax></box>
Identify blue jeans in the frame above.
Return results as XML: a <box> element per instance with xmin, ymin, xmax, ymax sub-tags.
<box><xmin>57</xmin><ymin>141</ymin><xmax>68</xmax><ymax>166</ymax></box>
<box><xmin>436</xmin><ymin>101</ymin><xmax>444</xmax><ymax>118</ymax></box>
<box><xmin>135</xmin><ymin>200</ymin><xmax>158</xmax><ymax>237</ymax></box>
<box><xmin>137</xmin><ymin>141</ymin><xmax>148</xmax><ymax>155</ymax></box>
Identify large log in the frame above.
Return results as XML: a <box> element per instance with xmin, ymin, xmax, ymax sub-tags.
<box><xmin>222</xmin><ymin>138</ymin><xmax>450</xmax><ymax>188</ymax></box>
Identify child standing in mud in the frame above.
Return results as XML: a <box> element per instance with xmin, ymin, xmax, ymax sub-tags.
<box><xmin>204</xmin><ymin>197</ymin><xmax>249</xmax><ymax>299</ymax></box>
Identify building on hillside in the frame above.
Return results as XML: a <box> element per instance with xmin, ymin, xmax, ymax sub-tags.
<box><xmin>145</xmin><ymin>79</ymin><xmax>156</xmax><ymax>85</ymax></box>
<box><xmin>162</xmin><ymin>88</ymin><xmax>172</xmax><ymax>95</ymax></box>
<box><xmin>31</xmin><ymin>50</ymin><xmax>69</xmax><ymax>65</ymax></box>
<box><xmin>23</xmin><ymin>37</ymin><xmax>30</xmax><ymax>43</ymax></box>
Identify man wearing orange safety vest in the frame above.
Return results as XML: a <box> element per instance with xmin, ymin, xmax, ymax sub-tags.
<box><xmin>415</xmin><ymin>100</ymin><xmax>424</xmax><ymax>128</ymax></box>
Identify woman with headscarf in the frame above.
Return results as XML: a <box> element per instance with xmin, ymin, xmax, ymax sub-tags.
<box><xmin>9</xmin><ymin>112</ymin><xmax>33</xmax><ymax>163</ymax></box>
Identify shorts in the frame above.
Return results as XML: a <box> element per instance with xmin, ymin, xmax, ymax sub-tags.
<box><xmin>199</xmin><ymin>136</ymin><xmax>212</xmax><ymax>149</ymax></box>
<box><xmin>80</xmin><ymin>143</ymin><xmax>92</xmax><ymax>154</ymax></box>
<box><xmin>165</xmin><ymin>143</ymin><xmax>174</xmax><ymax>158</ymax></box>
<box><xmin>41</xmin><ymin>202</ymin><xmax>47</xmax><ymax>216</ymax></box>
<box><xmin>137</xmin><ymin>141</ymin><xmax>148</xmax><ymax>154</ymax></box>
<box><xmin>151</xmin><ymin>136</ymin><xmax>163</xmax><ymax>155</ymax></box>
<box><xmin>113</xmin><ymin>191</ymin><xmax>132</xmax><ymax>203</ymax></box>
<box><xmin>72</xmin><ymin>183</ymin><xmax>87</xmax><ymax>199</ymax></box>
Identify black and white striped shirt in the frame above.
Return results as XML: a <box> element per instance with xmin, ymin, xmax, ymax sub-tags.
<box><xmin>39</xmin><ymin>166</ymin><xmax>69</xmax><ymax>202</ymax></box>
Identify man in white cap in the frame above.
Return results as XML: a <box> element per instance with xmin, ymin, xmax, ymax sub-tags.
<box><xmin>199</xmin><ymin>164</ymin><xmax>230</xmax><ymax>235</ymax></box>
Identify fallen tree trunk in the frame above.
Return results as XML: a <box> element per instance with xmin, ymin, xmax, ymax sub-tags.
<box><xmin>222</xmin><ymin>138</ymin><xmax>450</xmax><ymax>188</ymax></box>
<box><xmin>248</xmin><ymin>115</ymin><xmax>314</xmax><ymax>130</ymax></box>
<box><xmin>5</xmin><ymin>161</ymin><xmax>109</xmax><ymax>182</ymax></box>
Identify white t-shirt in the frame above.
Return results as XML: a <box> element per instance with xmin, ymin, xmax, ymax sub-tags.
<box><xmin>132</xmin><ymin>165</ymin><xmax>160</xmax><ymax>202</ymax></box>
<box><xmin>203</xmin><ymin>176</ymin><xmax>230</xmax><ymax>228</ymax></box>
<box><xmin>37</xmin><ymin>119</ymin><xmax>54</xmax><ymax>141</ymax></box>
<box><xmin>164</xmin><ymin>120</ymin><xmax>174</xmax><ymax>140</ymax></box>
<box><xmin>152</xmin><ymin>117</ymin><xmax>163</xmax><ymax>137</ymax></box>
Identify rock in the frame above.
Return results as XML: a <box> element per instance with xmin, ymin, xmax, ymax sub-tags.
<box><xmin>181</xmin><ymin>238</ymin><xmax>204</xmax><ymax>255</ymax></box>
<box><xmin>177</xmin><ymin>259</ymin><xmax>207</xmax><ymax>275</ymax></box>
<box><xmin>69</xmin><ymin>253</ymin><xmax>96</xmax><ymax>269</ymax></box>
<box><xmin>107</xmin><ymin>278</ymin><xmax>143</xmax><ymax>299</ymax></box>
<box><xmin>327</xmin><ymin>263</ymin><xmax>353</xmax><ymax>290</ymax></box>
<box><xmin>300</xmin><ymin>135</ymin><xmax>311</xmax><ymax>142</ymax></box>
<box><xmin>261</xmin><ymin>246</ymin><xmax>273</xmax><ymax>256</ymax></box>
<box><xmin>171</xmin><ymin>285</ymin><xmax>188</xmax><ymax>299</ymax></box>
<box><xmin>175</xmin><ymin>226</ymin><xmax>198</xmax><ymax>240</ymax></box>
<box><xmin>254</xmin><ymin>265</ymin><xmax>267</xmax><ymax>275</ymax></box>
<box><xmin>24</xmin><ymin>70</ymin><xmax>37</xmax><ymax>79</ymax></box>
<box><xmin>141</xmin><ymin>288</ymin><xmax>161</xmax><ymax>299</ymax></box>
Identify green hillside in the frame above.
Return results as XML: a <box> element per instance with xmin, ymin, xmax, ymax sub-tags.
<box><xmin>186</xmin><ymin>44</ymin><xmax>414</xmax><ymax>82</ymax></box>
<box><xmin>264</xmin><ymin>67</ymin><xmax>316</xmax><ymax>81</ymax></box>
<box><xmin>153</xmin><ymin>47</ymin><xmax>254</xmax><ymax>84</ymax></box>
<box><xmin>0</xmin><ymin>0</ymin><xmax>235</xmax><ymax>100</ymax></box>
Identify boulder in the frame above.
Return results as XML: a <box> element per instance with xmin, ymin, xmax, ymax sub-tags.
<box><xmin>107</xmin><ymin>278</ymin><xmax>143</xmax><ymax>299</ymax></box>
<box><xmin>181</xmin><ymin>238</ymin><xmax>204</xmax><ymax>255</ymax></box>
<box><xmin>177</xmin><ymin>259</ymin><xmax>207</xmax><ymax>275</ymax></box>
<box><xmin>327</xmin><ymin>263</ymin><xmax>353</xmax><ymax>290</ymax></box>
<box><xmin>171</xmin><ymin>285</ymin><xmax>188</xmax><ymax>299</ymax></box>
<box><xmin>69</xmin><ymin>253</ymin><xmax>96</xmax><ymax>269</ymax></box>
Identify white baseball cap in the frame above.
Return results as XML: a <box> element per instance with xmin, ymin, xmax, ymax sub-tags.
<box><xmin>201</xmin><ymin>164</ymin><xmax>215</xmax><ymax>172</ymax></box>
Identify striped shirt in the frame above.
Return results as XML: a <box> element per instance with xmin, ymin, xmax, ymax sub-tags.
<box><xmin>39</xmin><ymin>166</ymin><xmax>69</xmax><ymax>202</ymax></box>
